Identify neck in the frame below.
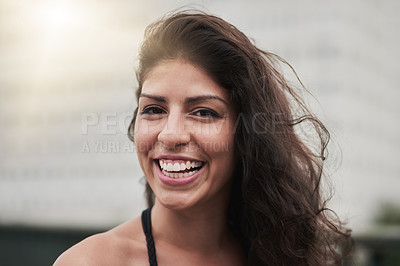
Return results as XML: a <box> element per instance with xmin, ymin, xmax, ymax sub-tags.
<box><xmin>151</xmin><ymin>198</ymin><xmax>233</xmax><ymax>253</ymax></box>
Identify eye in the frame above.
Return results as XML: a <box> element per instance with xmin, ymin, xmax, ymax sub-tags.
<box><xmin>191</xmin><ymin>108</ymin><xmax>221</xmax><ymax>118</ymax></box>
<box><xmin>140</xmin><ymin>105</ymin><xmax>166</xmax><ymax>115</ymax></box>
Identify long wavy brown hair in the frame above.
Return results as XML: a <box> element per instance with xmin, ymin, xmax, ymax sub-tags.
<box><xmin>128</xmin><ymin>10</ymin><xmax>352</xmax><ymax>265</ymax></box>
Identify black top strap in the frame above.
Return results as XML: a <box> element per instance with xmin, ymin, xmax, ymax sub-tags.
<box><xmin>141</xmin><ymin>207</ymin><xmax>158</xmax><ymax>266</ymax></box>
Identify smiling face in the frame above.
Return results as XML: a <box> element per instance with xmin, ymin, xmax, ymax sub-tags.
<box><xmin>134</xmin><ymin>60</ymin><xmax>237</xmax><ymax>211</ymax></box>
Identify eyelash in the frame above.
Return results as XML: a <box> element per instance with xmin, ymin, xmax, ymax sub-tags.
<box><xmin>191</xmin><ymin>108</ymin><xmax>221</xmax><ymax>118</ymax></box>
<box><xmin>140</xmin><ymin>106</ymin><xmax>166</xmax><ymax>115</ymax></box>
<box><xmin>140</xmin><ymin>106</ymin><xmax>221</xmax><ymax>119</ymax></box>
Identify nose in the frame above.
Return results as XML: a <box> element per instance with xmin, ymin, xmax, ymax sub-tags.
<box><xmin>157</xmin><ymin>111</ymin><xmax>190</xmax><ymax>149</ymax></box>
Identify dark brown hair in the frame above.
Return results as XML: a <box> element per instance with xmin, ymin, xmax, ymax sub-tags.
<box><xmin>128</xmin><ymin>10</ymin><xmax>352</xmax><ymax>265</ymax></box>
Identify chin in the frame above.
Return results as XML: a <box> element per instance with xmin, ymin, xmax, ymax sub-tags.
<box><xmin>155</xmin><ymin>190</ymin><xmax>199</xmax><ymax>211</ymax></box>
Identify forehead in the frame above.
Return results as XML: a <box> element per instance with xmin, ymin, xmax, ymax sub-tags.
<box><xmin>141</xmin><ymin>60</ymin><xmax>230</xmax><ymax>101</ymax></box>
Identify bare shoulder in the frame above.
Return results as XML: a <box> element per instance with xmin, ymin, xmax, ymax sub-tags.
<box><xmin>53</xmin><ymin>232</ymin><xmax>115</xmax><ymax>266</ymax></box>
<box><xmin>53</xmin><ymin>215</ymin><xmax>147</xmax><ymax>266</ymax></box>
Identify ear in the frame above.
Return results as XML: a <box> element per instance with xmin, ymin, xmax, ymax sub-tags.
<box><xmin>127</xmin><ymin>107</ymin><xmax>138</xmax><ymax>142</ymax></box>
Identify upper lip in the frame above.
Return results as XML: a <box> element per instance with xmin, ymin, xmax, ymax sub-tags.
<box><xmin>154</xmin><ymin>155</ymin><xmax>204</xmax><ymax>162</ymax></box>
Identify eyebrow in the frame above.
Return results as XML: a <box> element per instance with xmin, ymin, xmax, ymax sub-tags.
<box><xmin>138</xmin><ymin>93</ymin><xmax>167</xmax><ymax>102</ymax></box>
<box><xmin>139</xmin><ymin>93</ymin><xmax>228</xmax><ymax>105</ymax></box>
<box><xmin>185</xmin><ymin>95</ymin><xmax>228</xmax><ymax>105</ymax></box>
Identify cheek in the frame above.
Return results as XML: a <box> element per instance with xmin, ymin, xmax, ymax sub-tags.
<box><xmin>134</xmin><ymin>119</ymin><xmax>159</xmax><ymax>154</ymax></box>
<box><xmin>195</xmin><ymin>120</ymin><xmax>235</xmax><ymax>154</ymax></box>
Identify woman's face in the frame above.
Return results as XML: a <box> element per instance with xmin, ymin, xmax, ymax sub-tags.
<box><xmin>134</xmin><ymin>60</ymin><xmax>237</xmax><ymax>210</ymax></box>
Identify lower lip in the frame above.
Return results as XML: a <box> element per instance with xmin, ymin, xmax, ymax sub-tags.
<box><xmin>154</xmin><ymin>161</ymin><xmax>205</xmax><ymax>186</ymax></box>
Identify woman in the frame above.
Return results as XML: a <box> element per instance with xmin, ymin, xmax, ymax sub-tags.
<box><xmin>55</xmin><ymin>10</ymin><xmax>352</xmax><ymax>265</ymax></box>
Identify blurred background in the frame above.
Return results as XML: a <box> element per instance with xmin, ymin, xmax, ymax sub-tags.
<box><xmin>0</xmin><ymin>0</ymin><xmax>399</xmax><ymax>265</ymax></box>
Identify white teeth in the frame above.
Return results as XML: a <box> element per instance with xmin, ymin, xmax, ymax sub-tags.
<box><xmin>159</xmin><ymin>159</ymin><xmax>204</xmax><ymax>172</ymax></box>
<box><xmin>162</xmin><ymin>169</ymin><xmax>200</xmax><ymax>178</ymax></box>
<box><xmin>167</xmin><ymin>163</ymin><xmax>173</xmax><ymax>171</ymax></box>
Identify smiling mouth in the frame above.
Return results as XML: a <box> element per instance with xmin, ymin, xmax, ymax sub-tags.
<box><xmin>156</xmin><ymin>159</ymin><xmax>204</xmax><ymax>178</ymax></box>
